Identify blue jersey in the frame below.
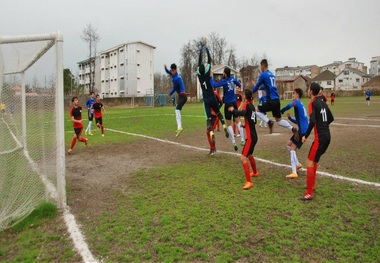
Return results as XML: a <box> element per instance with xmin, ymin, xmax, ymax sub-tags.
<box><xmin>259</xmin><ymin>95</ymin><xmax>267</xmax><ymax>106</ymax></box>
<box><xmin>86</xmin><ymin>97</ymin><xmax>96</xmax><ymax>115</ymax></box>
<box><xmin>210</xmin><ymin>77</ymin><xmax>241</xmax><ymax>103</ymax></box>
<box><xmin>165</xmin><ymin>67</ymin><xmax>186</xmax><ymax>95</ymax></box>
<box><xmin>252</xmin><ymin>70</ymin><xmax>280</xmax><ymax>101</ymax></box>
<box><xmin>281</xmin><ymin>99</ymin><xmax>309</xmax><ymax>134</ymax></box>
<box><xmin>365</xmin><ymin>90</ymin><xmax>371</xmax><ymax>97</ymax></box>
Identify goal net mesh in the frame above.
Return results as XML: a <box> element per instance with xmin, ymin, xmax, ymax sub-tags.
<box><xmin>0</xmin><ymin>33</ymin><xmax>65</xmax><ymax>230</ymax></box>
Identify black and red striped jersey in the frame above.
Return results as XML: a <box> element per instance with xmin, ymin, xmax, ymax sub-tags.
<box><xmin>69</xmin><ymin>106</ymin><xmax>83</xmax><ymax>129</ymax></box>
<box><xmin>305</xmin><ymin>97</ymin><xmax>334</xmax><ymax>139</ymax></box>
<box><xmin>234</xmin><ymin>101</ymin><xmax>257</xmax><ymax>141</ymax></box>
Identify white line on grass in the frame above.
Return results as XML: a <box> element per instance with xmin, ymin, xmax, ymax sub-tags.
<box><xmin>107</xmin><ymin>128</ymin><xmax>380</xmax><ymax>188</ymax></box>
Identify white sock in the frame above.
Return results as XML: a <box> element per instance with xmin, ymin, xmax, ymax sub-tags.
<box><xmin>87</xmin><ymin>121</ymin><xmax>92</xmax><ymax>132</ymax></box>
<box><xmin>227</xmin><ymin>125</ymin><xmax>235</xmax><ymax>143</ymax></box>
<box><xmin>287</xmin><ymin>145</ymin><xmax>291</xmax><ymax>152</ymax></box>
<box><xmin>256</xmin><ymin>111</ymin><xmax>269</xmax><ymax>123</ymax></box>
<box><xmin>277</xmin><ymin>119</ymin><xmax>293</xmax><ymax>130</ymax></box>
<box><xmin>290</xmin><ymin>150</ymin><xmax>297</xmax><ymax>174</ymax></box>
<box><xmin>237</xmin><ymin>122</ymin><xmax>245</xmax><ymax>141</ymax></box>
<box><xmin>175</xmin><ymin>109</ymin><xmax>182</xmax><ymax>130</ymax></box>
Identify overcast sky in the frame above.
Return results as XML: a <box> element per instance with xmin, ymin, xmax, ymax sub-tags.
<box><xmin>1</xmin><ymin>0</ymin><xmax>379</xmax><ymax>75</ymax></box>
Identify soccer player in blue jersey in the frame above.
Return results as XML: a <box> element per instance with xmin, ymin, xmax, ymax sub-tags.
<box><xmin>165</xmin><ymin>63</ymin><xmax>187</xmax><ymax>137</ymax></box>
<box><xmin>365</xmin><ymin>88</ymin><xmax>371</xmax><ymax>106</ymax></box>
<box><xmin>229</xmin><ymin>89</ymin><xmax>259</xmax><ymax>190</ymax></box>
<box><xmin>85</xmin><ymin>92</ymin><xmax>96</xmax><ymax>135</ymax></box>
<box><xmin>301</xmin><ymin>82</ymin><xmax>334</xmax><ymax>200</ymax></box>
<box><xmin>197</xmin><ymin>45</ymin><xmax>229</xmax><ymax>146</ymax></box>
<box><xmin>210</xmin><ymin>67</ymin><xmax>245</xmax><ymax>151</ymax></box>
<box><xmin>280</xmin><ymin>88</ymin><xmax>309</xmax><ymax>178</ymax></box>
<box><xmin>251</xmin><ymin>59</ymin><xmax>296</xmax><ymax>135</ymax></box>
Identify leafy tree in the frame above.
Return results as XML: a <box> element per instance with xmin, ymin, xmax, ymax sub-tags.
<box><xmin>63</xmin><ymin>68</ymin><xmax>75</xmax><ymax>95</ymax></box>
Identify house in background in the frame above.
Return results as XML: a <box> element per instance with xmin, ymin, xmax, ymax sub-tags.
<box><xmin>275</xmin><ymin>65</ymin><xmax>320</xmax><ymax>79</ymax></box>
<box><xmin>362</xmin><ymin>75</ymin><xmax>380</xmax><ymax>90</ymax></box>
<box><xmin>370</xmin><ymin>56</ymin><xmax>380</xmax><ymax>76</ymax></box>
<box><xmin>77</xmin><ymin>57</ymin><xmax>101</xmax><ymax>94</ymax></box>
<box><xmin>320</xmin><ymin>62</ymin><xmax>341</xmax><ymax>76</ymax></box>
<box><xmin>335</xmin><ymin>68</ymin><xmax>371</xmax><ymax>90</ymax></box>
<box><xmin>276</xmin><ymin>75</ymin><xmax>310</xmax><ymax>99</ymax></box>
<box><xmin>311</xmin><ymin>70</ymin><xmax>336</xmax><ymax>90</ymax></box>
<box><xmin>99</xmin><ymin>41</ymin><xmax>155</xmax><ymax>98</ymax></box>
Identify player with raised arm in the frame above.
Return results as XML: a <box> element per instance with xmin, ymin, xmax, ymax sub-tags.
<box><xmin>68</xmin><ymin>97</ymin><xmax>88</xmax><ymax>154</ymax></box>
<box><xmin>251</xmin><ymin>59</ymin><xmax>297</xmax><ymax>136</ymax></box>
<box><xmin>280</xmin><ymin>88</ymin><xmax>309</xmax><ymax>179</ymax></box>
<box><xmin>228</xmin><ymin>89</ymin><xmax>259</xmax><ymax>190</ymax></box>
<box><xmin>197</xmin><ymin>42</ymin><xmax>229</xmax><ymax>147</ymax></box>
<box><xmin>85</xmin><ymin>91</ymin><xmax>96</xmax><ymax>136</ymax></box>
<box><xmin>211</xmin><ymin>67</ymin><xmax>245</xmax><ymax>151</ymax></box>
<box><xmin>164</xmin><ymin>63</ymin><xmax>187</xmax><ymax>137</ymax></box>
<box><xmin>91</xmin><ymin>94</ymin><xmax>106</xmax><ymax>137</ymax></box>
<box><xmin>301</xmin><ymin>82</ymin><xmax>334</xmax><ymax>200</ymax></box>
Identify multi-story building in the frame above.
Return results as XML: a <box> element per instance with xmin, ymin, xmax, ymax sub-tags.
<box><xmin>77</xmin><ymin>57</ymin><xmax>101</xmax><ymax>94</ymax></box>
<box><xmin>275</xmin><ymin>65</ymin><xmax>320</xmax><ymax>80</ymax></box>
<box><xmin>335</xmin><ymin>68</ymin><xmax>371</xmax><ymax>90</ymax></box>
<box><xmin>370</xmin><ymin>56</ymin><xmax>380</xmax><ymax>76</ymax></box>
<box><xmin>311</xmin><ymin>70</ymin><xmax>336</xmax><ymax>90</ymax></box>
<box><xmin>99</xmin><ymin>41</ymin><xmax>155</xmax><ymax>98</ymax></box>
<box><xmin>320</xmin><ymin>58</ymin><xmax>367</xmax><ymax>77</ymax></box>
<box><xmin>320</xmin><ymin>62</ymin><xmax>341</xmax><ymax>76</ymax></box>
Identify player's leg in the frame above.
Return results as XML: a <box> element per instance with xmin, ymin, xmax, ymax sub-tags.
<box><xmin>175</xmin><ymin>94</ymin><xmax>187</xmax><ymax>137</ymax></box>
<box><xmin>271</xmin><ymin>100</ymin><xmax>293</xmax><ymax>131</ymax></box>
<box><xmin>234</xmin><ymin>115</ymin><xmax>245</xmax><ymax>145</ymax></box>
<box><xmin>78</xmin><ymin>127</ymin><xmax>88</xmax><ymax>145</ymax></box>
<box><xmin>286</xmin><ymin>141</ymin><xmax>298</xmax><ymax>178</ymax></box>
<box><xmin>210</xmin><ymin>99</ymin><xmax>228</xmax><ymax>138</ymax></box>
<box><xmin>241</xmin><ymin>140</ymin><xmax>254</xmax><ymax>189</ymax></box>
<box><xmin>224</xmin><ymin>103</ymin><xmax>237</xmax><ymax>150</ymax></box>
<box><xmin>68</xmin><ymin>129</ymin><xmax>79</xmax><ymax>154</ymax></box>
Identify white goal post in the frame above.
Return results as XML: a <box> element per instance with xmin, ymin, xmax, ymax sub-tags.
<box><xmin>0</xmin><ymin>32</ymin><xmax>66</xmax><ymax>230</ymax></box>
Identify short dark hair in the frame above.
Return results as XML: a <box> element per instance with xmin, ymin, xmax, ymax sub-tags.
<box><xmin>96</xmin><ymin>94</ymin><xmax>100</xmax><ymax>98</ymax></box>
<box><xmin>294</xmin><ymin>88</ymin><xmax>303</xmax><ymax>98</ymax></box>
<box><xmin>71</xmin><ymin>96</ymin><xmax>78</xmax><ymax>102</ymax></box>
<box><xmin>170</xmin><ymin>63</ymin><xmax>177</xmax><ymax>70</ymax></box>
<box><xmin>244</xmin><ymin>89</ymin><xmax>253</xmax><ymax>101</ymax></box>
<box><xmin>261</xmin><ymin>59</ymin><xmax>268</xmax><ymax>68</ymax></box>
<box><xmin>90</xmin><ymin>91</ymin><xmax>95</xmax><ymax>95</ymax></box>
<box><xmin>223</xmin><ymin>67</ymin><xmax>231</xmax><ymax>78</ymax></box>
<box><xmin>310</xmin><ymin>82</ymin><xmax>321</xmax><ymax>96</ymax></box>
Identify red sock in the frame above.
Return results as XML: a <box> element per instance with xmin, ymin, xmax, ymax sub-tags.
<box><xmin>249</xmin><ymin>156</ymin><xmax>257</xmax><ymax>174</ymax></box>
<box><xmin>243</xmin><ymin>162</ymin><xmax>251</xmax><ymax>183</ymax></box>
<box><xmin>233</xmin><ymin>123</ymin><xmax>236</xmax><ymax>134</ymax></box>
<box><xmin>70</xmin><ymin>138</ymin><xmax>77</xmax><ymax>149</ymax></box>
<box><xmin>101</xmin><ymin>126</ymin><xmax>104</xmax><ymax>134</ymax></box>
<box><xmin>313</xmin><ymin>162</ymin><xmax>318</xmax><ymax>190</ymax></box>
<box><xmin>79</xmin><ymin>137</ymin><xmax>87</xmax><ymax>143</ymax></box>
<box><xmin>306</xmin><ymin>167</ymin><xmax>314</xmax><ymax>195</ymax></box>
<box><xmin>206</xmin><ymin>130</ymin><xmax>213</xmax><ymax>149</ymax></box>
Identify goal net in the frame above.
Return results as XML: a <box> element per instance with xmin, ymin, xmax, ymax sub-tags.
<box><xmin>0</xmin><ymin>32</ymin><xmax>66</xmax><ymax>230</ymax></box>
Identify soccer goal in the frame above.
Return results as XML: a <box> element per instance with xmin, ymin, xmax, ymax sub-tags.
<box><xmin>0</xmin><ymin>32</ymin><xmax>66</xmax><ymax>230</ymax></box>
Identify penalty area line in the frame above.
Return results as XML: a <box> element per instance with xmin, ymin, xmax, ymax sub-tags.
<box><xmin>106</xmin><ymin>128</ymin><xmax>380</xmax><ymax>188</ymax></box>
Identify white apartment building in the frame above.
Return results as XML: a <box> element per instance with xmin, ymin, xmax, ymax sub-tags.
<box><xmin>99</xmin><ymin>41</ymin><xmax>155</xmax><ymax>98</ymax></box>
<box><xmin>370</xmin><ymin>56</ymin><xmax>380</xmax><ymax>76</ymax></box>
<box><xmin>320</xmin><ymin>62</ymin><xmax>341</xmax><ymax>76</ymax></box>
<box><xmin>78</xmin><ymin>57</ymin><xmax>101</xmax><ymax>94</ymax></box>
<box><xmin>335</xmin><ymin>68</ymin><xmax>371</xmax><ymax>90</ymax></box>
<box><xmin>321</xmin><ymin>58</ymin><xmax>366</xmax><ymax>76</ymax></box>
<box><xmin>275</xmin><ymin>65</ymin><xmax>320</xmax><ymax>79</ymax></box>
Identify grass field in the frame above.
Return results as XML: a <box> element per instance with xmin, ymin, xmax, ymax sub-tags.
<box><xmin>1</xmin><ymin>96</ymin><xmax>379</xmax><ymax>262</ymax></box>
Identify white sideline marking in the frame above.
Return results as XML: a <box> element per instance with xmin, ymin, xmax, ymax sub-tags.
<box><xmin>1</xmin><ymin>118</ymin><xmax>98</xmax><ymax>263</ymax></box>
<box><xmin>107</xmin><ymin>128</ymin><xmax>380</xmax><ymax>188</ymax></box>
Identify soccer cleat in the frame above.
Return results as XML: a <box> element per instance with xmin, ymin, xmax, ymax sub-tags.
<box><xmin>243</xmin><ymin>182</ymin><xmax>254</xmax><ymax>190</ymax></box>
<box><xmin>300</xmin><ymin>192</ymin><xmax>314</xmax><ymax>201</ymax></box>
<box><xmin>207</xmin><ymin>149</ymin><xmax>216</xmax><ymax>156</ymax></box>
<box><xmin>241</xmin><ymin>141</ymin><xmax>245</xmax><ymax>146</ymax></box>
<box><xmin>89</xmin><ymin>133</ymin><xmax>94</xmax><ymax>136</ymax></box>
<box><xmin>67</xmin><ymin>149</ymin><xmax>72</xmax><ymax>154</ymax></box>
<box><xmin>236</xmin><ymin>134</ymin><xmax>241</xmax><ymax>138</ymax></box>
<box><xmin>102</xmin><ymin>134</ymin><xmax>105</xmax><ymax>137</ymax></box>
<box><xmin>292</xmin><ymin>127</ymin><xmax>300</xmax><ymax>142</ymax></box>
<box><xmin>210</xmin><ymin>131</ymin><xmax>215</xmax><ymax>146</ymax></box>
<box><xmin>233</xmin><ymin>143</ymin><xmax>238</xmax><ymax>151</ymax></box>
<box><xmin>175</xmin><ymin>128</ymin><xmax>183</xmax><ymax>137</ymax></box>
<box><xmin>296</xmin><ymin>164</ymin><xmax>303</xmax><ymax>171</ymax></box>
<box><xmin>250</xmin><ymin>171</ymin><xmax>259</xmax><ymax>177</ymax></box>
<box><xmin>286</xmin><ymin>173</ymin><xmax>298</xmax><ymax>179</ymax></box>
<box><xmin>268</xmin><ymin>120</ymin><xmax>274</xmax><ymax>134</ymax></box>
<box><xmin>223</xmin><ymin>125</ymin><xmax>229</xmax><ymax>138</ymax></box>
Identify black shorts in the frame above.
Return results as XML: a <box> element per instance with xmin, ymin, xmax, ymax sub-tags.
<box><xmin>366</xmin><ymin>97</ymin><xmax>370</xmax><ymax>101</ymax></box>
<box><xmin>290</xmin><ymin>133</ymin><xmax>304</xmax><ymax>149</ymax></box>
<box><xmin>242</xmin><ymin>137</ymin><xmax>258</xmax><ymax>157</ymax></box>
<box><xmin>204</xmin><ymin>97</ymin><xmax>221</xmax><ymax>119</ymax></box>
<box><xmin>176</xmin><ymin>94</ymin><xmax>187</xmax><ymax>110</ymax></box>
<box><xmin>308</xmin><ymin>133</ymin><xmax>331</xmax><ymax>163</ymax></box>
<box><xmin>74</xmin><ymin>127</ymin><xmax>83</xmax><ymax>138</ymax></box>
<box><xmin>224</xmin><ymin>102</ymin><xmax>238</xmax><ymax>121</ymax></box>
<box><xmin>95</xmin><ymin>117</ymin><xmax>103</xmax><ymax>125</ymax></box>
<box><xmin>258</xmin><ymin>99</ymin><xmax>281</xmax><ymax>119</ymax></box>
<box><xmin>88</xmin><ymin>109</ymin><xmax>94</xmax><ymax>121</ymax></box>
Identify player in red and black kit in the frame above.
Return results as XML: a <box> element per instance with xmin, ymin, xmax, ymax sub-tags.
<box><xmin>206</xmin><ymin>90</ymin><xmax>224</xmax><ymax>155</ymax></box>
<box><xmin>229</xmin><ymin>89</ymin><xmax>259</xmax><ymax>190</ymax></box>
<box><xmin>233</xmin><ymin>86</ymin><xmax>243</xmax><ymax>137</ymax></box>
<box><xmin>68</xmin><ymin>97</ymin><xmax>88</xmax><ymax>154</ymax></box>
<box><xmin>91</xmin><ymin>94</ymin><xmax>107</xmax><ymax>137</ymax></box>
<box><xmin>301</xmin><ymin>82</ymin><xmax>334</xmax><ymax>200</ymax></box>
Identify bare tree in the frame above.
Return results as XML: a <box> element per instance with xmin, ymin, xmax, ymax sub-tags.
<box><xmin>81</xmin><ymin>23</ymin><xmax>100</xmax><ymax>93</ymax></box>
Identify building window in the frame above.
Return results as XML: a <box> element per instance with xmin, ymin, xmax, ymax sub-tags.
<box><xmin>339</xmin><ymin>79</ymin><xmax>343</xmax><ymax>83</ymax></box>
<box><xmin>343</xmin><ymin>71</ymin><xmax>349</xmax><ymax>75</ymax></box>
<box><xmin>356</xmin><ymin>78</ymin><xmax>360</xmax><ymax>83</ymax></box>
<box><xmin>327</xmin><ymin>81</ymin><xmax>331</xmax><ymax>85</ymax></box>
